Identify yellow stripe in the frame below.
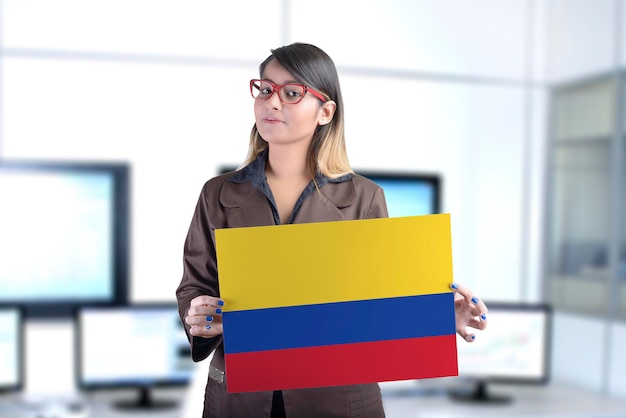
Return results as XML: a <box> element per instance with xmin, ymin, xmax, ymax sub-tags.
<box><xmin>216</xmin><ymin>214</ymin><xmax>453</xmax><ymax>312</ymax></box>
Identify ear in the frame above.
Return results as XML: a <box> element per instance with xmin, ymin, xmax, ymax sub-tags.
<box><xmin>317</xmin><ymin>101</ymin><xmax>337</xmax><ymax>126</ymax></box>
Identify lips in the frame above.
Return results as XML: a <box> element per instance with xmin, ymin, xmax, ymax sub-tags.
<box><xmin>263</xmin><ymin>116</ymin><xmax>284</xmax><ymax>124</ymax></box>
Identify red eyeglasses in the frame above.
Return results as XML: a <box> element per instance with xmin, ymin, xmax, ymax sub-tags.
<box><xmin>250</xmin><ymin>79</ymin><xmax>329</xmax><ymax>104</ymax></box>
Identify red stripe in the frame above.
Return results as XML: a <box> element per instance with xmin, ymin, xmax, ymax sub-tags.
<box><xmin>224</xmin><ymin>334</ymin><xmax>458</xmax><ymax>393</ymax></box>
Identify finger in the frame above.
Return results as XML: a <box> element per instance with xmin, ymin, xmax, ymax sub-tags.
<box><xmin>472</xmin><ymin>298</ymin><xmax>489</xmax><ymax>316</ymax></box>
<box><xmin>456</xmin><ymin>327</ymin><xmax>476</xmax><ymax>343</ymax></box>
<box><xmin>189</xmin><ymin>322</ymin><xmax>223</xmax><ymax>338</ymax></box>
<box><xmin>450</xmin><ymin>282</ymin><xmax>474</xmax><ymax>304</ymax></box>
<box><xmin>464</xmin><ymin>302</ymin><xmax>489</xmax><ymax>330</ymax></box>
<box><xmin>192</xmin><ymin>314</ymin><xmax>223</xmax><ymax>335</ymax></box>
<box><xmin>187</xmin><ymin>305</ymin><xmax>223</xmax><ymax>317</ymax></box>
<box><xmin>188</xmin><ymin>298</ymin><xmax>225</xmax><ymax>316</ymax></box>
<box><xmin>190</xmin><ymin>295</ymin><xmax>225</xmax><ymax>308</ymax></box>
<box><xmin>451</xmin><ymin>283</ymin><xmax>489</xmax><ymax>316</ymax></box>
<box><xmin>450</xmin><ymin>283</ymin><xmax>481</xmax><ymax>306</ymax></box>
<box><xmin>467</xmin><ymin>299</ymin><xmax>488</xmax><ymax>318</ymax></box>
<box><xmin>476</xmin><ymin>312</ymin><xmax>488</xmax><ymax>330</ymax></box>
<box><xmin>185</xmin><ymin>312</ymin><xmax>220</xmax><ymax>326</ymax></box>
<box><xmin>471</xmin><ymin>301</ymin><xmax>489</xmax><ymax>331</ymax></box>
<box><xmin>451</xmin><ymin>283</ymin><xmax>484</xmax><ymax>309</ymax></box>
<box><xmin>463</xmin><ymin>316</ymin><xmax>486</xmax><ymax>331</ymax></box>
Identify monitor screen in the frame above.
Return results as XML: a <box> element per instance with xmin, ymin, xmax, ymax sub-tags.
<box><xmin>358</xmin><ymin>171</ymin><xmax>441</xmax><ymax>216</ymax></box>
<box><xmin>0</xmin><ymin>306</ymin><xmax>23</xmax><ymax>392</ymax></box>
<box><xmin>0</xmin><ymin>161</ymin><xmax>130</xmax><ymax>318</ymax></box>
<box><xmin>453</xmin><ymin>302</ymin><xmax>552</xmax><ymax>403</ymax></box>
<box><xmin>76</xmin><ymin>304</ymin><xmax>194</xmax><ymax>410</ymax></box>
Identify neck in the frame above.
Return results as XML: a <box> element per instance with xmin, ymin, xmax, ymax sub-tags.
<box><xmin>266</xmin><ymin>145</ymin><xmax>311</xmax><ymax>181</ymax></box>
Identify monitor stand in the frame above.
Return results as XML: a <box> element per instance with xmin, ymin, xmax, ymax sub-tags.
<box><xmin>114</xmin><ymin>387</ymin><xmax>178</xmax><ymax>410</ymax></box>
<box><xmin>448</xmin><ymin>380</ymin><xmax>512</xmax><ymax>404</ymax></box>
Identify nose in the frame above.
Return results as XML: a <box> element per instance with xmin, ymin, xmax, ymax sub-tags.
<box><xmin>265</xmin><ymin>89</ymin><xmax>283</xmax><ymax>109</ymax></box>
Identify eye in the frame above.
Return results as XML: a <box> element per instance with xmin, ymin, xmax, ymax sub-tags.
<box><xmin>258</xmin><ymin>82</ymin><xmax>274</xmax><ymax>96</ymax></box>
<box><xmin>284</xmin><ymin>86</ymin><xmax>304</xmax><ymax>98</ymax></box>
<box><xmin>279</xmin><ymin>85</ymin><xmax>307</xmax><ymax>103</ymax></box>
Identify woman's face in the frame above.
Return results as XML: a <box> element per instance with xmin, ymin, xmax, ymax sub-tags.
<box><xmin>254</xmin><ymin>59</ymin><xmax>330</xmax><ymax>148</ymax></box>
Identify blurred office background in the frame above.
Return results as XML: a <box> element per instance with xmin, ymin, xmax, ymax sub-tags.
<box><xmin>1</xmin><ymin>0</ymin><xmax>625</xmax><ymax>413</ymax></box>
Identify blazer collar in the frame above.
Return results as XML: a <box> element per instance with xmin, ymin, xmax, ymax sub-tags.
<box><xmin>219</xmin><ymin>149</ymin><xmax>357</xmax><ymax>210</ymax></box>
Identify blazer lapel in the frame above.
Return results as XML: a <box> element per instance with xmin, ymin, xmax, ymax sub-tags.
<box><xmin>219</xmin><ymin>180</ymin><xmax>275</xmax><ymax>228</ymax></box>
<box><xmin>219</xmin><ymin>176</ymin><xmax>358</xmax><ymax>226</ymax></box>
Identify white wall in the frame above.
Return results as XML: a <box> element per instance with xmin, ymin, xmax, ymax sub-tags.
<box><xmin>0</xmin><ymin>0</ymin><xmax>549</xmax><ymax>401</ymax></box>
<box><xmin>1</xmin><ymin>0</ymin><xmax>543</xmax><ymax>305</ymax></box>
<box><xmin>546</xmin><ymin>0</ymin><xmax>616</xmax><ymax>83</ymax></box>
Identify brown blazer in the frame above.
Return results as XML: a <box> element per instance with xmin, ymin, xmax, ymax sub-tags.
<box><xmin>176</xmin><ymin>170</ymin><xmax>389</xmax><ymax>418</ymax></box>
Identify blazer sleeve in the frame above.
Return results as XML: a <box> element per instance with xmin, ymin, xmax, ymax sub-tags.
<box><xmin>367</xmin><ymin>185</ymin><xmax>389</xmax><ymax>219</ymax></box>
<box><xmin>175</xmin><ymin>180</ymin><xmax>222</xmax><ymax>362</ymax></box>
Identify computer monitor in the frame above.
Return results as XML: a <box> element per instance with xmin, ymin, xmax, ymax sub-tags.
<box><xmin>453</xmin><ymin>302</ymin><xmax>552</xmax><ymax>403</ymax></box>
<box><xmin>0</xmin><ymin>306</ymin><xmax>23</xmax><ymax>393</ymax></box>
<box><xmin>357</xmin><ymin>171</ymin><xmax>441</xmax><ymax>216</ymax></box>
<box><xmin>0</xmin><ymin>161</ymin><xmax>130</xmax><ymax>319</ymax></box>
<box><xmin>217</xmin><ymin>166</ymin><xmax>442</xmax><ymax>217</ymax></box>
<box><xmin>75</xmin><ymin>304</ymin><xmax>194</xmax><ymax>410</ymax></box>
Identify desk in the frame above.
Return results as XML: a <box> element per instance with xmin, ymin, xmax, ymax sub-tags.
<box><xmin>380</xmin><ymin>381</ymin><xmax>626</xmax><ymax>418</ymax></box>
<box><xmin>0</xmin><ymin>389</ymin><xmax>186</xmax><ymax>418</ymax></box>
<box><xmin>1</xmin><ymin>383</ymin><xmax>626</xmax><ymax>418</ymax></box>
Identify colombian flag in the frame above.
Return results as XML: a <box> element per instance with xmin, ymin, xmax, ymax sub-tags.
<box><xmin>216</xmin><ymin>214</ymin><xmax>458</xmax><ymax>393</ymax></box>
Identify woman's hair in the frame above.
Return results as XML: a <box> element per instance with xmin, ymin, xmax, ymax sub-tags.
<box><xmin>243</xmin><ymin>42</ymin><xmax>352</xmax><ymax>179</ymax></box>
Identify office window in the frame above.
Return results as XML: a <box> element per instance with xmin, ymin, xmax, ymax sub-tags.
<box><xmin>547</xmin><ymin>76</ymin><xmax>624</xmax><ymax>317</ymax></box>
<box><xmin>620</xmin><ymin>83</ymin><xmax>626</xmax><ymax>321</ymax></box>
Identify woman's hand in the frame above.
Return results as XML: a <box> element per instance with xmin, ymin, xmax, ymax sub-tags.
<box><xmin>185</xmin><ymin>295</ymin><xmax>224</xmax><ymax>339</ymax></box>
<box><xmin>450</xmin><ymin>282</ymin><xmax>488</xmax><ymax>342</ymax></box>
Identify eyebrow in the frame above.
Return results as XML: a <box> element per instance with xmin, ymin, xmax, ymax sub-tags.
<box><xmin>262</xmin><ymin>77</ymin><xmax>302</xmax><ymax>85</ymax></box>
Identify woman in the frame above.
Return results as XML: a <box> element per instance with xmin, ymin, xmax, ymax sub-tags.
<box><xmin>176</xmin><ymin>42</ymin><xmax>488</xmax><ymax>418</ymax></box>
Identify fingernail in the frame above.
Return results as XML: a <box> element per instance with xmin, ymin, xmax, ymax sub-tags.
<box><xmin>206</xmin><ymin>315</ymin><xmax>213</xmax><ymax>322</ymax></box>
<box><xmin>206</xmin><ymin>325</ymin><xmax>211</xmax><ymax>330</ymax></box>
<box><xmin>216</xmin><ymin>308</ymin><xmax>222</xmax><ymax>314</ymax></box>
<box><xmin>450</xmin><ymin>283</ymin><xmax>458</xmax><ymax>289</ymax></box>
<box><xmin>471</xmin><ymin>296</ymin><xmax>479</xmax><ymax>304</ymax></box>
<box><xmin>481</xmin><ymin>314</ymin><xmax>487</xmax><ymax>320</ymax></box>
<box><xmin>471</xmin><ymin>335</ymin><xmax>476</xmax><ymax>340</ymax></box>
<box><xmin>217</xmin><ymin>300</ymin><xmax>225</xmax><ymax>306</ymax></box>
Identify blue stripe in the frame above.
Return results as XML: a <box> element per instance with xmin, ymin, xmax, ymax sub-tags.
<box><xmin>223</xmin><ymin>293</ymin><xmax>455</xmax><ymax>354</ymax></box>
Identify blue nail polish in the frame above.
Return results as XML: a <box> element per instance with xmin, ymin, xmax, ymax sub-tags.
<box><xmin>450</xmin><ymin>283</ymin><xmax>458</xmax><ymax>289</ymax></box>
<box><xmin>471</xmin><ymin>296</ymin><xmax>479</xmax><ymax>304</ymax></box>
<box><xmin>206</xmin><ymin>325</ymin><xmax>211</xmax><ymax>330</ymax></box>
<box><xmin>216</xmin><ymin>308</ymin><xmax>222</xmax><ymax>314</ymax></box>
<box><xmin>471</xmin><ymin>335</ymin><xmax>475</xmax><ymax>340</ymax></box>
<box><xmin>481</xmin><ymin>314</ymin><xmax>487</xmax><ymax>320</ymax></box>
<box><xmin>206</xmin><ymin>315</ymin><xmax>213</xmax><ymax>322</ymax></box>
<box><xmin>217</xmin><ymin>300</ymin><xmax>224</xmax><ymax>306</ymax></box>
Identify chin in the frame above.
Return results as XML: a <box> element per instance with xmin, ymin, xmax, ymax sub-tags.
<box><xmin>258</xmin><ymin>132</ymin><xmax>283</xmax><ymax>144</ymax></box>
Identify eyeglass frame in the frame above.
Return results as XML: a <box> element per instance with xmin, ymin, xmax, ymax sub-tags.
<box><xmin>249</xmin><ymin>79</ymin><xmax>329</xmax><ymax>104</ymax></box>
